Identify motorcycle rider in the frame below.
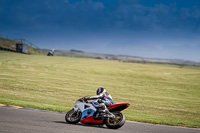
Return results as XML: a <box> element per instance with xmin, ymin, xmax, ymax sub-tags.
<box><xmin>47</xmin><ymin>49</ymin><xmax>54</xmax><ymax>56</ymax></box>
<box><xmin>83</xmin><ymin>87</ymin><xmax>115</xmax><ymax>118</ymax></box>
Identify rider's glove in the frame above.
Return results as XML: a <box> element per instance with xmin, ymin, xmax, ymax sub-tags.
<box><xmin>83</xmin><ymin>96</ymin><xmax>90</xmax><ymax>101</ymax></box>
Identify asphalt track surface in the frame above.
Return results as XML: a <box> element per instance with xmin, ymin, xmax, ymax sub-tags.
<box><xmin>0</xmin><ymin>106</ymin><xmax>200</xmax><ymax>133</ymax></box>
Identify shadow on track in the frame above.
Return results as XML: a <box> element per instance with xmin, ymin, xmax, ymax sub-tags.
<box><xmin>53</xmin><ymin>121</ymin><xmax>110</xmax><ymax>129</ymax></box>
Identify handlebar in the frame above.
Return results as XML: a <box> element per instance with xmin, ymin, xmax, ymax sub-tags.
<box><xmin>81</xmin><ymin>96</ymin><xmax>90</xmax><ymax>103</ymax></box>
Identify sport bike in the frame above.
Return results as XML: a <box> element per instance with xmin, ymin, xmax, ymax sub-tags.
<box><xmin>65</xmin><ymin>96</ymin><xmax>130</xmax><ymax>129</ymax></box>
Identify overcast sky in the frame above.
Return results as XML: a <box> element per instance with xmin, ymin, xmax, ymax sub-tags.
<box><xmin>0</xmin><ymin>0</ymin><xmax>200</xmax><ymax>62</ymax></box>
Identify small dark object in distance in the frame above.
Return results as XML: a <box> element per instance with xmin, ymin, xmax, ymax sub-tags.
<box><xmin>47</xmin><ymin>49</ymin><xmax>54</xmax><ymax>56</ymax></box>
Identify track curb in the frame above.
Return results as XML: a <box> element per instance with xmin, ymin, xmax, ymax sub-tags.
<box><xmin>0</xmin><ymin>104</ymin><xmax>23</xmax><ymax>109</ymax></box>
<box><xmin>0</xmin><ymin>104</ymin><xmax>65</xmax><ymax>114</ymax></box>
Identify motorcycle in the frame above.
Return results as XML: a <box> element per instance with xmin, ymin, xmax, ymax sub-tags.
<box><xmin>47</xmin><ymin>49</ymin><xmax>54</xmax><ymax>56</ymax></box>
<box><xmin>65</xmin><ymin>96</ymin><xmax>130</xmax><ymax>129</ymax></box>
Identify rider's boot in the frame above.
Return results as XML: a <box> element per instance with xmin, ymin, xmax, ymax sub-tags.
<box><xmin>98</xmin><ymin>104</ymin><xmax>116</xmax><ymax>119</ymax></box>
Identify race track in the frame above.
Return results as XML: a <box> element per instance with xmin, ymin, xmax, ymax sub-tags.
<box><xmin>0</xmin><ymin>106</ymin><xmax>199</xmax><ymax>133</ymax></box>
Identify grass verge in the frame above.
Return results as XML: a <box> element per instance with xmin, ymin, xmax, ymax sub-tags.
<box><xmin>0</xmin><ymin>51</ymin><xmax>200</xmax><ymax>128</ymax></box>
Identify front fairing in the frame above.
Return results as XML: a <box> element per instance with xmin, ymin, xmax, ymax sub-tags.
<box><xmin>74</xmin><ymin>100</ymin><xmax>97</xmax><ymax>112</ymax></box>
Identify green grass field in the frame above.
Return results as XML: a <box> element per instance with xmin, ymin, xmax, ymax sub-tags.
<box><xmin>0</xmin><ymin>51</ymin><xmax>200</xmax><ymax>128</ymax></box>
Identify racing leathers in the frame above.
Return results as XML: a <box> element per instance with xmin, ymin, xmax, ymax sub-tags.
<box><xmin>85</xmin><ymin>92</ymin><xmax>114</xmax><ymax>117</ymax></box>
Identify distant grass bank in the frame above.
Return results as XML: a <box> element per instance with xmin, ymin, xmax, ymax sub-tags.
<box><xmin>0</xmin><ymin>38</ymin><xmax>43</xmax><ymax>55</ymax></box>
<box><xmin>0</xmin><ymin>51</ymin><xmax>200</xmax><ymax>128</ymax></box>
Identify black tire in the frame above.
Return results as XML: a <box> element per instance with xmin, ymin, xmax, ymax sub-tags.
<box><xmin>65</xmin><ymin>109</ymin><xmax>82</xmax><ymax>124</ymax></box>
<box><xmin>105</xmin><ymin>112</ymin><xmax>126</xmax><ymax>129</ymax></box>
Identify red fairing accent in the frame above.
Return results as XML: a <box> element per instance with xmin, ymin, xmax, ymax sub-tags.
<box><xmin>104</xmin><ymin>92</ymin><xmax>107</xmax><ymax>98</ymax></box>
<box><xmin>108</xmin><ymin>103</ymin><xmax>130</xmax><ymax>110</ymax></box>
<box><xmin>80</xmin><ymin>116</ymin><xmax>103</xmax><ymax>124</ymax></box>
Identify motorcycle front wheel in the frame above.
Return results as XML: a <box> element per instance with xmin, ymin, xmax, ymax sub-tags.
<box><xmin>65</xmin><ymin>109</ymin><xmax>82</xmax><ymax>124</ymax></box>
<box><xmin>105</xmin><ymin>112</ymin><xmax>126</xmax><ymax>129</ymax></box>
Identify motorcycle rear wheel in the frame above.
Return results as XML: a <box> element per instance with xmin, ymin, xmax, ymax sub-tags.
<box><xmin>105</xmin><ymin>112</ymin><xmax>125</xmax><ymax>129</ymax></box>
<box><xmin>65</xmin><ymin>109</ymin><xmax>82</xmax><ymax>124</ymax></box>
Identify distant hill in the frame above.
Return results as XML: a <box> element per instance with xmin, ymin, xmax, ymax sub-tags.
<box><xmin>0</xmin><ymin>38</ymin><xmax>43</xmax><ymax>55</ymax></box>
<box><xmin>39</xmin><ymin>49</ymin><xmax>200</xmax><ymax>66</ymax></box>
<box><xmin>0</xmin><ymin>38</ymin><xmax>17</xmax><ymax>50</ymax></box>
<box><xmin>70</xmin><ymin>49</ymin><xmax>84</xmax><ymax>53</ymax></box>
<box><xmin>2</xmin><ymin>37</ymin><xmax>197</xmax><ymax>66</ymax></box>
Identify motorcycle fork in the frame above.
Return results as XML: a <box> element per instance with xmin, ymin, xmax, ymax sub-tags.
<box><xmin>73</xmin><ymin>107</ymin><xmax>79</xmax><ymax>113</ymax></box>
